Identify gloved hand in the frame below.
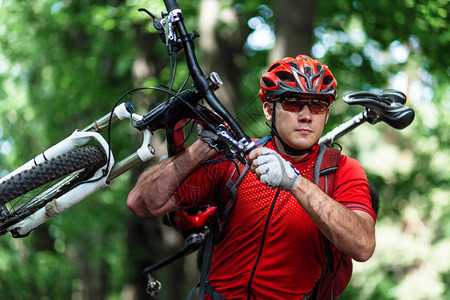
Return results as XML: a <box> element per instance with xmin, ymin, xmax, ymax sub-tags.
<box><xmin>256</xmin><ymin>148</ymin><xmax>300</xmax><ymax>191</ymax></box>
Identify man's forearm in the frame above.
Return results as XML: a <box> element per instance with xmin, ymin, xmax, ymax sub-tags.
<box><xmin>291</xmin><ymin>177</ymin><xmax>376</xmax><ymax>262</ymax></box>
<box><xmin>127</xmin><ymin>140</ymin><xmax>216</xmax><ymax>216</ymax></box>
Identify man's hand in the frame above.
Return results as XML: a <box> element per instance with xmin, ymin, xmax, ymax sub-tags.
<box><xmin>248</xmin><ymin>147</ymin><xmax>300</xmax><ymax>191</ymax></box>
<box><xmin>197</xmin><ymin>124</ymin><xmax>226</xmax><ymax>153</ymax></box>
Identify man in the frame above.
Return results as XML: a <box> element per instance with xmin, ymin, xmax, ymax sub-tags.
<box><xmin>127</xmin><ymin>55</ymin><xmax>376</xmax><ymax>299</ymax></box>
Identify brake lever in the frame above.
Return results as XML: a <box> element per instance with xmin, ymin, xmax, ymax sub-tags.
<box><xmin>215</xmin><ymin>126</ymin><xmax>248</xmax><ymax>164</ymax></box>
<box><xmin>138</xmin><ymin>8</ymin><xmax>166</xmax><ymax>43</ymax></box>
<box><xmin>138</xmin><ymin>8</ymin><xmax>182</xmax><ymax>54</ymax></box>
<box><xmin>198</xmin><ymin>122</ymin><xmax>247</xmax><ymax>164</ymax></box>
<box><xmin>162</xmin><ymin>11</ymin><xmax>178</xmax><ymax>52</ymax></box>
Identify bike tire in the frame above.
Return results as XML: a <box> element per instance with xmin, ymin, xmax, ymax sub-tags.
<box><xmin>0</xmin><ymin>145</ymin><xmax>107</xmax><ymax>236</ymax></box>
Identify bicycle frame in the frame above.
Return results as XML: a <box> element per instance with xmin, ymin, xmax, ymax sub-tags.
<box><xmin>319</xmin><ymin>110</ymin><xmax>369</xmax><ymax>145</ymax></box>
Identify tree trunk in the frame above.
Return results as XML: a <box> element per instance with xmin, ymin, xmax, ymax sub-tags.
<box><xmin>198</xmin><ymin>0</ymin><xmax>250</xmax><ymax>113</ymax></box>
<box><xmin>270</xmin><ymin>0</ymin><xmax>316</xmax><ymax>61</ymax></box>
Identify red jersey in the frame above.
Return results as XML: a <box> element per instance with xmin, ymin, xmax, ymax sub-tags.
<box><xmin>174</xmin><ymin>138</ymin><xmax>375</xmax><ymax>299</ymax></box>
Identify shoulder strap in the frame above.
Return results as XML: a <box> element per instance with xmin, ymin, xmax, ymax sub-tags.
<box><xmin>314</xmin><ymin>144</ymin><xmax>341</xmax><ymax>196</ymax></box>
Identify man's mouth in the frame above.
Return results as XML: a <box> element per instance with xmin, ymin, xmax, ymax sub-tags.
<box><xmin>296</xmin><ymin>128</ymin><xmax>312</xmax><ymax>134</ymax></box>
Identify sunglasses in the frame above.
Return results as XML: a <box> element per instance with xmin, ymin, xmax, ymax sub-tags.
<box><xmin>277</xmin><ymin>96</ymin><xmax>330</xmax><ymax>115</ymax></box>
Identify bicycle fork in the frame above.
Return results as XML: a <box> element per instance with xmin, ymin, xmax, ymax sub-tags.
<box><xmin>3</xmin><ymin>103</ymin><xmax>155</xmax><ymax>237</ymax></box>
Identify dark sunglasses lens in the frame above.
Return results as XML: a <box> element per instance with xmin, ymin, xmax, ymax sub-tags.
<box><xmin>280</xmin><ymin>98</ymin><xmax>328</xmax><ymax>114</ymax></box>
<box><xmin>309</xmin><ymin>101</ymin><xmax>328</xmax><ymax>114</ymax></box>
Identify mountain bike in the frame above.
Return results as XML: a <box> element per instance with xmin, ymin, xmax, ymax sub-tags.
<box><xmin>0</xmin><ymin>0</ymin><xmax>414</xmax><ymax>250</ymax></box>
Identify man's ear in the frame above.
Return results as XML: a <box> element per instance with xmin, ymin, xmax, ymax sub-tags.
<box><xmin>263</xmin><ymin>101</ymin><xmax>274</xmax><ymax>122</ymax></box>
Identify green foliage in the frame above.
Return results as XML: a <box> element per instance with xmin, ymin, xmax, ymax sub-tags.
<box><xmin>0</xmin><ymin>234</ymin><xmax>78</xmax><ymax>299</ymax></box>
<box><xmin>0</xmin><ymin>0</ymin><xmax>448</xmax><ymax>299</ymax></box>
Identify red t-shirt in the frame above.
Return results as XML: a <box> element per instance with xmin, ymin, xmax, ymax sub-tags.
<box><xmin>174</xmin><ymin>138</ymin><xmax>375</xmax><ymax>299</ymax></box>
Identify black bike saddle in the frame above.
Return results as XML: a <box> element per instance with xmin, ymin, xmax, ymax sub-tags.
<box><xmin>343</xmin><ymin>89</ymin><xmax>415</xmax><ymax>129</ymax></box>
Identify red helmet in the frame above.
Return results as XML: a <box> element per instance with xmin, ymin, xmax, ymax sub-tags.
<box><xmin>259</xmin><ymin>55</ymin><xmax>337</xmax><ymax>104</ymax></box>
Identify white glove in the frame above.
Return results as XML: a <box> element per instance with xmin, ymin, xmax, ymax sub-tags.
<box><xmin>257</xmin><ymin>148</ymin><xmax>300</xmax><ymax>191</ymax></box>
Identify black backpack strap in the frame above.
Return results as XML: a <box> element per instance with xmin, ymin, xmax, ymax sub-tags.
<box><xmin>215</xmin><ymin>136</ymin><xmax>271</xmax><ymax>241</ymax></box>
<box><xmin>198</xmin><ymin>226</ymin><xmax>215</xmax><ymax>300</ymax></box>
<box><xmin>314</xmin><ymin>241</ymin><xmax>335</xmax><ymax>300</ymax></box>
<box><xmin>220</xmin><ymin>164</ymin><xmax>250</xmax><ymax>230</ymax></box>
<box><xmin>188</xmin><ymin>224</ymin><xmax>227</xmax><ymax>300</ymax></box>
<box><xmin>190</xmin><ymin>136</ymin><xmax>272</xmax><ymax>300</ymax></box>
<box><xmin>313</xmin><ymin>144</ymin><xmax>327</xmax><ymax>185</ymax></box>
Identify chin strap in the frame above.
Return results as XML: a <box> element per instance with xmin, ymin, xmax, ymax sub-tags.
<box><xmin>268</xmin><ymin>102</ymin><xmax>313</xmax><ymax>156</ymax></box>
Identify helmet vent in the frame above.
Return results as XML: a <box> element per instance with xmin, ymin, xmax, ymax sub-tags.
<box><xmin>268</xmin><ymin>63</ymin><xmax>280</xmax><ymax>72</ymax></box>
<box><xmin>288</xmin><ymin>62</ymin><xmax>299</xmax><ymax>70</ymax></box>
<box><xmin>275</xmin><ymin>71</ymin><xmax>296</xmax><ymax>82</ymax></box>
<box><xmin>323</xmin><ymin>75</ymin><xmax>333</xmax><ymax>85</ymax></box>
<box><xmin>262</xmin><ymin>77</ymin><xmax>276</xmax><ymax>88</ymax></box>
<box><xmin>315</xmin><ymin>64</ymin><xmax>322</xmax><ymax>72</ymax></box>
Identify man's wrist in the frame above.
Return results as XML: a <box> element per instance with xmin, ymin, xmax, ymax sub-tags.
<box><xmin>188</xmin><ymin>140</ymin><xmax>217</xmax><ymax>164</ymax></box>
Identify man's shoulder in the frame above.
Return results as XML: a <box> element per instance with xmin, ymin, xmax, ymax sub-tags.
<box><xmin>337</xmin><ymin>153</ymin><xmax>363</xmax><ymax>168</ymax></box>
<box><xmin>336</xmin><ymin>153</ymin><xmax>368</xmax><ymax>181</ymax></box>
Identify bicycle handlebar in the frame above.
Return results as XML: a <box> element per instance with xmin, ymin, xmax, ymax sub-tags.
<box><xmin>163</xmin><ymin>0</ymin><xmax>180</xmax><ymax>12</ymax></box>
<box><xmin>142</xmin><ymin>4</ymin><xmax>415</xmax><ymax>161</ymax></box>
<box><xmin>161</xmin><ymin>0</ymin><xmax>255</xmax><ymax>154</ymax></box>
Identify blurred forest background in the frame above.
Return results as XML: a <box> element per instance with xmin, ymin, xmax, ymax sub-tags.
<box><xmin>0</xmin><ymin>0</ymin><xmax>448</xmax><ymax>299</ymax></box>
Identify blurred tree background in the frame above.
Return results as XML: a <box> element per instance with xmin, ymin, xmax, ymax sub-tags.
<box><xmin>0</xmin><ymin>0</ymin><xmax>448</xmax><ymax>299</ymax></box>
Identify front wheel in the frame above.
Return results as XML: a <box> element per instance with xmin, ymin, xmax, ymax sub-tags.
<box><xmin>0</xmin><ymin>145</ymin><xmax>107</xmax><ymax>237</ymax></box>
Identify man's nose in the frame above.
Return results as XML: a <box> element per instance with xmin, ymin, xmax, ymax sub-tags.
<box><xmin>297</xmin><ymin>104</ymin><xmax>312</xmax><ymax>121</ymax></box>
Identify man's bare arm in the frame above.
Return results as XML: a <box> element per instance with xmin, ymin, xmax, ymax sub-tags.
<box><xmin>290</xmin><ymin>178</ymin><xmax>376</xmax><ymax>262</ymax></box>
<box><xmin>127</xmin><ymin>140</ymin><xmax>216</xmax><ymax>217</ymax></box>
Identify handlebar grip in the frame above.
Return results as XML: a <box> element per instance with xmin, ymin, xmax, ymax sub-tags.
<box><xmin>163</xmin><ymin>0</ymin><xmax>180</xmax><ymax>12</ymax></box>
